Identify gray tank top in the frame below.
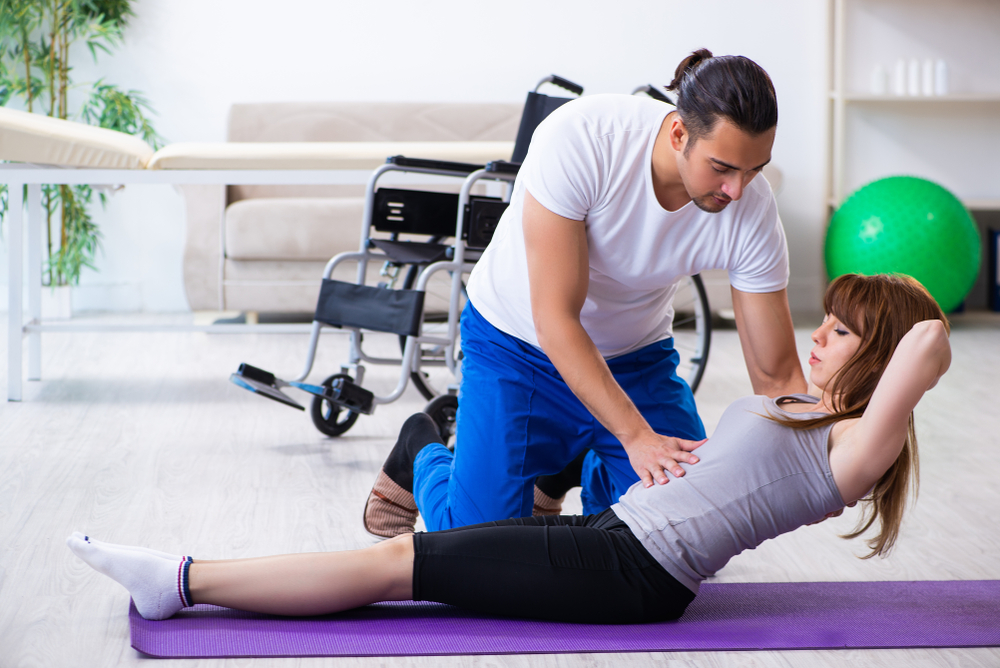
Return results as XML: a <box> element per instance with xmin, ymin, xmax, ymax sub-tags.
<box><xmin>612</xmin><ymin>394</ymin><xmax>845</xmax><ymax>593</ymax></box>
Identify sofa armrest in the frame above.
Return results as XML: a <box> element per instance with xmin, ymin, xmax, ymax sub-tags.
<box><xmin>176</xmin><ymin>184</ymin><xmax>227</xmax><ymax>311</ymax></box>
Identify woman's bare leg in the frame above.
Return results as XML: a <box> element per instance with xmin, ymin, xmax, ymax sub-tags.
<box><xmin>189</xmin><ymin>534</ymin><xmax>415</xmax><ymax>616</ymax></box>
<box><xmin>68</xmin><ymin>532</ymin><xmax>415</xmax><ymax>619</ymax></box>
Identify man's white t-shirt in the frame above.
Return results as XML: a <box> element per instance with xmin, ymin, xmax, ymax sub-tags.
<box><xmin>466</xmin><ymin>94</ymin><xmax>789</xmax><ymax>359</ymax></box>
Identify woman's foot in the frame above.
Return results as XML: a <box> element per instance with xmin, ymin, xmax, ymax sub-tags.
<box><xmin>70</xmin><ymin>532</ymin><xmax>183</xmax><ymax>561</ymax></box>
<box><xmin>66</xmin><ymin>534</ymin><xmax>193</xmax><ymax>620</ymax></box>
<box><xmin>364</xmin><ymin>413</ymin><xmax>443</xmax><ymax>538</ymax></box>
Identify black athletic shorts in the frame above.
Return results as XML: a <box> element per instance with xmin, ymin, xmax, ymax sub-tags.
<box><xmin>411</xmin><ymin>509</ymin><xmax>695</xmax><ymax>624</ymax></box>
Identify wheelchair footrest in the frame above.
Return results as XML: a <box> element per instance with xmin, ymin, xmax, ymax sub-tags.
<box><xmin>286</xmin><ymin>380</ymin><xmax>330</xmax><ymax>398</ymax></box>
<box><xmin>315</xmin><ymin>377</ymin><xmax>375</xmax><ymax>415</ymax></box>
<box><xmin>230</xmin><ymin>363</ymin><xmax>305</xmax><ymax>411</ymax></box>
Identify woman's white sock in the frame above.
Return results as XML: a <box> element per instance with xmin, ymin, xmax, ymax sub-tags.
<box><xmin>67</xmin><ymin>534</ymin><xmax>193</xmax><ymax>620</ymax></box>
<box><xmin>70</xmin><ymin>532</ymin><xmax>183</xmax><ymax>562</ymax></box>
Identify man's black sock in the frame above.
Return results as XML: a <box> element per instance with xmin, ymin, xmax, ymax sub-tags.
<box><xmin>535</xmin><ymin>449</ymin><xmax>589</xmax><ymax>499</ymax></box>
<box><xmin>382</xmin><ymin>413</ymin><xmax>445</xmax><ymax>493</ymax></box>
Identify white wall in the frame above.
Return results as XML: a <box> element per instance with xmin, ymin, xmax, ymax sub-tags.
<box><xmin>0</xmin><ymin>0</ymin><xmax>831</xmax><ymax>313</ymax></box>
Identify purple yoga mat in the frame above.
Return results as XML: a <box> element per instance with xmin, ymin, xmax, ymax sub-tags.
<box><xmin>129</xmin><ymin>580</ymin><xmax>1000</xmax><ymax>658</ymax></box>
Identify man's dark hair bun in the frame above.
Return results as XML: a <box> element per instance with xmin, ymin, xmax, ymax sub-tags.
<box><xmin>665</xmin><ymin>48</ymin><xmax>714</xmax><ymax>92</ymax></box>
<box><xmin>661</xmin><ymin>48</ymin><xmax>777</xmax><ymax>146</ymax></box>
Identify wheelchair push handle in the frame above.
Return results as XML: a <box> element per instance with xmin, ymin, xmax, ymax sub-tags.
<box><xmin>632</xmin><ymin>84</ymin><xmax>675</xmax><ymax>105</ymax></box>
<box><xmin>535</xmin><ymin>74</ymin><xmax>584</xmax><ymax>96</ymax></box>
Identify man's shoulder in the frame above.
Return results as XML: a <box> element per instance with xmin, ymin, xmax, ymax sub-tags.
<box><xmin>565</xmin><ymin>93</ymin><xmax>664</xmax><ymax>112</ymax></box>
<box><xmin>549</xmin><ymin>94</ymin><xmax>671</xmax><ymax>135</ymax></box>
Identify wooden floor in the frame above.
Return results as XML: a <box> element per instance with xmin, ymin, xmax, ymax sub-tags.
<box><xmin>1</xmin><ymin>312</ymin><xmax>998</xmax><ymax>668</ymax></box>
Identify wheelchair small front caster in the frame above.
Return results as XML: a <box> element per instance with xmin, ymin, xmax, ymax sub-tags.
<box><xmin>310</xmin><ymin>373</ymin><xmax>361</xmax><ymax>437</ymax></box>
<box><xmin>423</xmin><ymin>393</ymin><xmax>458</xmax><ymax>449</ymax></box>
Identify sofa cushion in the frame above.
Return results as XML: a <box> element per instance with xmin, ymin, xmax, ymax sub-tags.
<box><xmin>225</xmin><ymin>197</ymin><xmax>365</xmax><ymax>261</ymax></box>
<box><xmin>223</xmin><ymin>259</ymin><xmax>336</xmax><ymax>313</ymax></box>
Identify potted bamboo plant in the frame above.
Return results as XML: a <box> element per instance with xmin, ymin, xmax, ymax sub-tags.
<box><xmin>0</xmin><ymin>0</ymin><xmax>162</xmax><ymax>316</ymax></box>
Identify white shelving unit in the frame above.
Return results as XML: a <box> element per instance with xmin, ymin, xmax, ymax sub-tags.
<box><xmin>828</xmin><ymin>0</ymin><xmax>1000</xmax><ymax>210</ymax></box>
<box><xmin>834</xmin><ymin>94</ymin><xmax>1000</xmax><ymax>103</ymax></box>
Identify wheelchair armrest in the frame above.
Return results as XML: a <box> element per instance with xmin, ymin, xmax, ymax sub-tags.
<box><xmin>386</xmin><ymin>155</ymin><xmax>484</xmax><ymax>174</ymax></box>
<box><xmin>485</xmin><ymin>160</ymin><xmax>521</xmax><ymax>175</ymax></box>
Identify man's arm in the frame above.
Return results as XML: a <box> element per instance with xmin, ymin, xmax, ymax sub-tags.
<box><xmin>730</xmin><ymin>287</ymin><xmax>808</xmax><ymax>397</ymax></box>
<box><xmin>523</xmin><ymin>191</ymin><xmax>704</xmax><ymax>488</ymax></box>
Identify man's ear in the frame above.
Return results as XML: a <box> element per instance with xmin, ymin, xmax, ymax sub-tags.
<box><xmin>668</xmin><ymin>116</ymin><xmax>688</xmax><ymax>152</ymax></box>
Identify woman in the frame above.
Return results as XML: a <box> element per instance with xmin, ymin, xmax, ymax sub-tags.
<box><xmin>68</xmin><ymin>274</ymin><xmax>951</xmax><ymax>624</ymax></box>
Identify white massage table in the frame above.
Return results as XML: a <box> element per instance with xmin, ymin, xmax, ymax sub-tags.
<box><xmin>0</xmin><ymin>107</ymin><xmax>513</xmax><ymax>400</ymax></box>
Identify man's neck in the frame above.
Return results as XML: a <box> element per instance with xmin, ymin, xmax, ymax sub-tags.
<box><xmin>651</xmin><ymin>113</ymin><xmax>691</xmax><ymax>212</ymax></box>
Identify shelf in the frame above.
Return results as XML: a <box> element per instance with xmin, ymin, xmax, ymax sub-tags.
<box><xmin>828</xmin><ymin>197</ymin><xmax>1000</xmax><ymax>210</ymax></box>
<box><xmin>830</xmin><ymin>93</ymin><xmax>1000</xmax><ymax>103</ymax></box>
<box><xmin>964</xmin><ymin>199</ymin><xmax>1000</xmax><ymax>211</ymax></box>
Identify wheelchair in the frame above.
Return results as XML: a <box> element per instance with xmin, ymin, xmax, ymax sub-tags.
<box><xmin>231</xmin><ymin>77</ymin><xmax>712</xmax><ymax>439</ymax></box>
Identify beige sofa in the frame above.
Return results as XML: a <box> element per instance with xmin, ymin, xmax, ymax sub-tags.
<box><xmin>178</xmin><ymin>102</ymin><xmax>522</xmax><ymax>313</ymax></box>
<box><xmin>177</xmin><ymin>101</ymin><xmax>782</xmax><ymax>318</ymax></box>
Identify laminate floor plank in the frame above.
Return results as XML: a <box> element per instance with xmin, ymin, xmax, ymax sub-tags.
<box><xmin>0</xmin><ymin>312</ymin><xmax>997</xmax><ymax>667</ymax></box>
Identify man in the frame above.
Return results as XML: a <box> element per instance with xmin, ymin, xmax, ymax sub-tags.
<box><xmin>364</xmin><ymin>49</ymin><xmax>807</xmax><ymax>537</ymax></box>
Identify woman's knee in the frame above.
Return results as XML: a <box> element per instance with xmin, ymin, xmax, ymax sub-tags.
<box><xmin>370</xmin><ymin>534</ymin><xmax>415</xmax><ymax>600</ymax></box>
<box><xmin>379</xmin><ymin>534</ymin><xmax>415</xmax><ymax>561</ymax></box>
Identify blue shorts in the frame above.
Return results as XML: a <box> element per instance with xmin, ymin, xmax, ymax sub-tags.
<box><xmin>413</xmin><ymin>302</ymin><xmax>705</xmax><ymax>531</ymax></box>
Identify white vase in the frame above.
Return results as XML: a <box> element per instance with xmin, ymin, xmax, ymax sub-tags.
<box><xmin>41</xmin><ymin>285</ymin><xmax>73</xmax><ymax>320</ymax></box>
<box><xmin>934</xmin><ymin>60</ymin><xmax>948</xmax><ymax>96</ymax></box>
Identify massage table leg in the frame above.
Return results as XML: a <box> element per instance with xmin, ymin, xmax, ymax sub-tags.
<box><xmin>7</xmin><ymin>181</ymin><xmax>23</xmax><ymax>401</ymax></box>
<box><xmin>27</xmin><ymin>184</ymin><xmax>42</xmax><ymax>381</ymax></box>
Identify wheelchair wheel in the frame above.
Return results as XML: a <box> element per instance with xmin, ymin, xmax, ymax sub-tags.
<box><xmin>672</xmin><ymin>275</ymin><xmax>712</xmax><ymax>393</ymax></box>
<box><xmin>423</xmin><ymin>393</ymin><xmax>458</xmax><ymax>449</ymax></box>
<box><xmin>400</xmin><ymin>264</ymin><xmax>467</xmax><ymax>401</ymax></box>
<box><xmin>310</xmin><ymin>373</ymin><xmax>361</xmax><ymax>437</ymax></box>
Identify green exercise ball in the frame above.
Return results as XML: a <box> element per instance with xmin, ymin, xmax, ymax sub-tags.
<box><xmin>825</xmin><ymin>176</ymin><xmax>980</xmax><ymax>313</ymax></box>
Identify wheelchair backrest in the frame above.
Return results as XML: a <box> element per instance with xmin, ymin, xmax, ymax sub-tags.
<box><xmin>511</xmin><ymin>75</ymin><xmax>584</xmax><ymax>163</ymax></box>
<box><xmin>371</xmin><ymin>76</ymin><xmax>584</xmax><ymax>249</ymax></box>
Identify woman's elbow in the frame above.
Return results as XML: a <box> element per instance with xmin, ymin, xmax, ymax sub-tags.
<box><xmin>909</xmin><ymin>319</ymin><xmax>951</xmax><ymax>376</ymax></box>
